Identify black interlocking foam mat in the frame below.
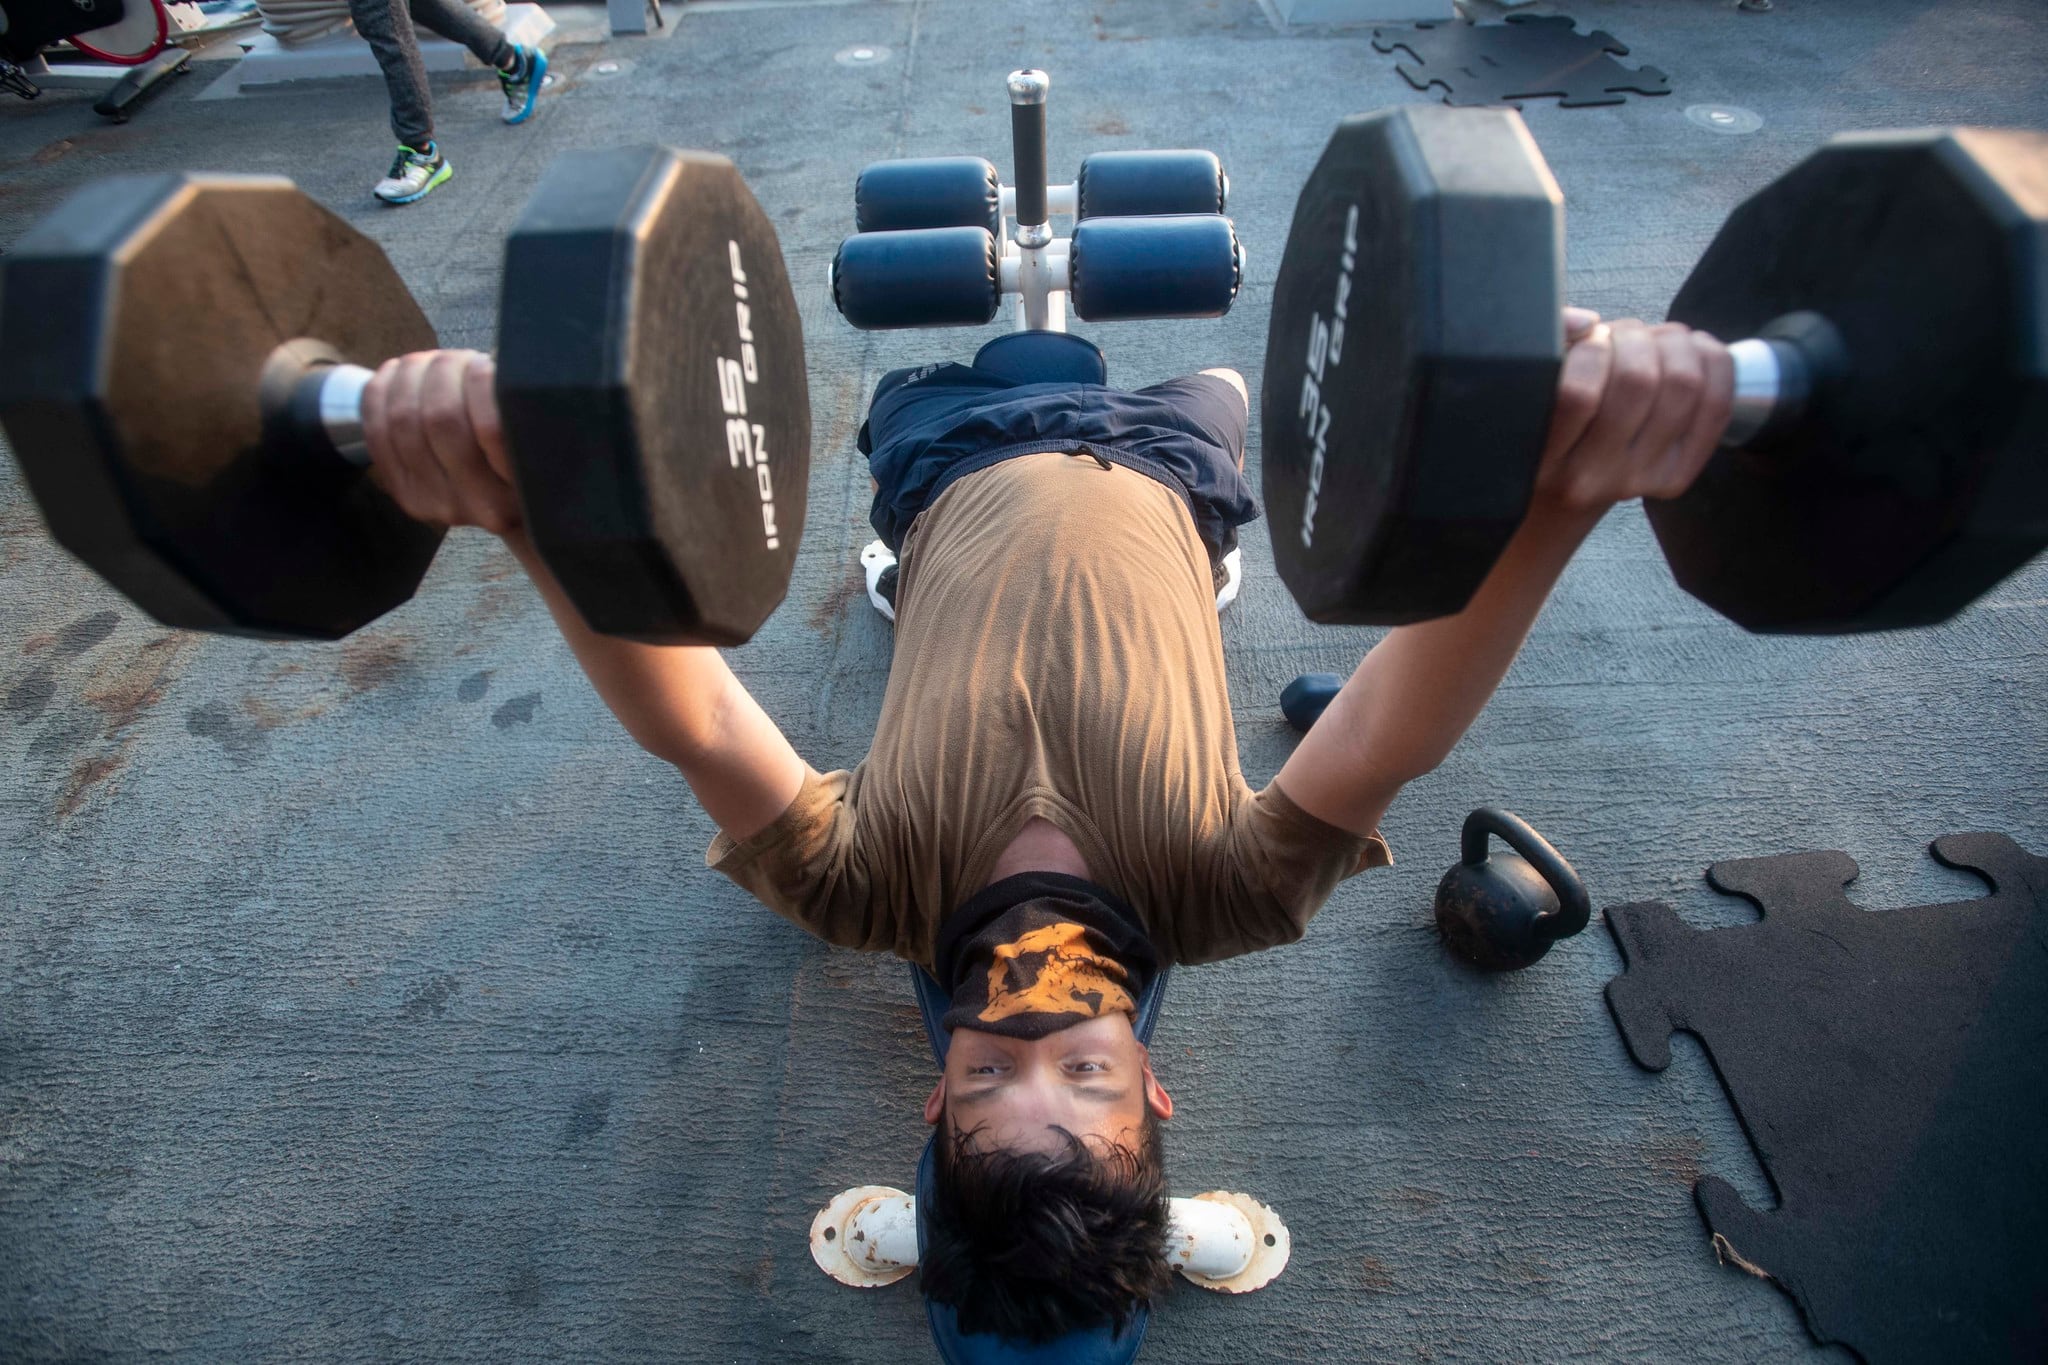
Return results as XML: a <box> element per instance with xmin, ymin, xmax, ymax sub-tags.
<box><xmin>1371</xmin><ymin>14</ymin><xmax>1672</xmax><ymax>108</ymax></box>
<box><xmin>1604</xmin><ymin>834</ymin><xmax>2048</xmax><ymax>1364</ymax></box>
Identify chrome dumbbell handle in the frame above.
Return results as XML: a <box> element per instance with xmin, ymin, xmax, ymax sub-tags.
<box><xmin>1725</xmin><ymin>338</ymin><xmax>1792</xmax><ymax>448</ymax></box>
<box><xmin>305</xmin><ymin>362</ymin><xmax>375</xmax><ymax>467</ymax></box>
<box><xmin>1721</xmin><ymin>312</ymin><xmax>1845</xmax><ymax>448</ymax></box>
<box><xmin>258</xmin><ymin>340</ymin><xmax>378</xmax><ymax>469</ymax></box>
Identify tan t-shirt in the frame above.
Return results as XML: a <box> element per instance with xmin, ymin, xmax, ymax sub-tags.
<box><xmin>707</xmin><ymin>450</ymin><xmax>1391</xmax><ymax>969</ymax></box>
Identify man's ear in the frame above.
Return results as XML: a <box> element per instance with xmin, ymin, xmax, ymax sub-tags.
<box><xmin>1140</xmin><ymin>1058</ymin><xmax>1174</xmax><ymax>1121</ymax></box>
<box><xmin>924</xmin><ymin>1077</ymin><xmax>946</xmax><ymax>1126</ymax></box>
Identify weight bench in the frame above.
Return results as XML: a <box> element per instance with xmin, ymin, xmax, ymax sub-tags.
<box><xmin>818</xmin><ymin>69</ymin><xmax>1284</xmax><ymax>1363</ymax></box>
<box><xmin>970</xmin><ymin>329</ymin><xmax>1108</xmax><ymax>387</ymax></box>
<box><xmin>838</xmin><ymin>68</ymin><xmax>1247</xmax><ymax>626</ymax></box>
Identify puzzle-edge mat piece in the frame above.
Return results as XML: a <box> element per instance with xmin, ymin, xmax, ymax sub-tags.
<box><xmin>1371</xmin><ymin>14</ymin><xmax>1672</xmax><ymax>109</ymax></box>
<box><xmin>1603</xmin><ymin>832</ymin><xmax>2048</xmax><ymax>1365</ymax></box>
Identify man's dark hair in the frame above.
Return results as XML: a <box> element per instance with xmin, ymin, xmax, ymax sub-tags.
<box><xmin>921</xmin><ymin>1113</ymin><xmax>1173</xmax><ymax>1342</ymax></box>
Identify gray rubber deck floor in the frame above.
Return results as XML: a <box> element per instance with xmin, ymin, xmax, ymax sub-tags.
<box><xmin>3</xmin><ymin>0</ymin><xmax>2045</xmax><ymax>1360</ymax></box>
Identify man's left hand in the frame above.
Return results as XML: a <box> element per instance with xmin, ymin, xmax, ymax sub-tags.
<box><xmin>1532</xmin><ymin>309</ymin><xmax>1735</xmax><ymax>516</ymax></box>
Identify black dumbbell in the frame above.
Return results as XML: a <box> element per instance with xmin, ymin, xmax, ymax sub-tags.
<box><xmin>0</xmin><ymin>147</ymin><xmax>809</xmax><ymax>645</ymax></box>
<box><xmin>1434</xmin><ymin>807</ymin><xmax>1590</xmax><ymax>972</ymax></box>
<box><xmin>1279</xmin><ymin>672</ymin><xmax>1341</xmax><ymax>732</ymax></box>
<box><xmin>1260</xmin><ymin>105</ymin><xmax>2048</xmax><ymax>635</ymax></box>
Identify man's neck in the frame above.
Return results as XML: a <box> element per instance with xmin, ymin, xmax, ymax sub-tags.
<box><xmin>983</xmin><ymin>817</ymin><xmax>1093</xmax><ymax>886</ymax></box>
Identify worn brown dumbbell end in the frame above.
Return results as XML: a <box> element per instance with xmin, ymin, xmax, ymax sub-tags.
<box><xmin>0</xmin><ymin>149</ymin><xmax>813</xmax><ymax>646</ymax></box>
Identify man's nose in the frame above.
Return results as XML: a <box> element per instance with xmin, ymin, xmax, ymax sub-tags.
<box><xmin>1008</xmin><ymin>1060</ymin><xmax>1078</xmax><ymax>1116</ymax></box>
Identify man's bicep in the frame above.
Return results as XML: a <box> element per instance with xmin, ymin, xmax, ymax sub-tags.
<box><xmin>705</xmin><ymin>766</ymin><xmax>893</xmax><ymax>953</ymax></box>
<box><xmin>1270</xmin><ymin>679</ymin><xmax>1408</xmax><ymax>840</ymax></box>
<box><xmin>1190</xmin><ymin>780</ymin><xmax>1392</xmax><ymax>962</ymax></box>
<box><xmin>674</xmin><ymin>667</ymin><xmax>808</xmax><ymax>843</ymax></box>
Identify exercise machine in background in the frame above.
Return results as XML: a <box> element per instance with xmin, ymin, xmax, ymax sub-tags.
<box><xmin>0</xmin><ymin>0</ymin><xmax>190</xmax><ymax>119</ymax></box>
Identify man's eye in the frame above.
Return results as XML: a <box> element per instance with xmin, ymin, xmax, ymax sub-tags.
<box><xmin>967</xmin><ymin>1064</ymin><xmax>1001</xmax><ymax>1075</ymax></box>
<box><xmin>1070</xmin><ymin>1061</ymin><xmax>1105</xmax><ymax>1073</ymax></box>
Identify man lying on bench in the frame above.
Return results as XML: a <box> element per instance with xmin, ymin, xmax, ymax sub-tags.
<box><xmin>355</xmin><ymin>307</ymin><xmax>1733</xmax><ymax>1347</ymax></box>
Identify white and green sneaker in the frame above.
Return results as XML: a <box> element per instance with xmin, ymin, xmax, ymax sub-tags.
<box><xmin>373</xmin><ymin>142</ymin><xmax>452</xmax><ymax>205</ymax></box>
<box><xmin>498</xmin><ymin>44</ymin><xmax>547</xmax><ymax>125</ymax></box>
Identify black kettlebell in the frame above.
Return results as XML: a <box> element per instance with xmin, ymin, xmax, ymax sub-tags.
<box><xmin>1434</xmin><ymin>807</ymin><xmax>1590</xmax><ymax>971</ymax></box>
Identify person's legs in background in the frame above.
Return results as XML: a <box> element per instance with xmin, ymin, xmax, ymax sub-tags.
<box><xmin>348</xmin><ymin>0</ymin><xmax>450</xmax><ymax>204</ymax></box>
<box><xmin>403</xmin><ymin>0</ymin><xmax>548</xmax><ymax>127</ymax></box>
<box><xmin>348</xmin><ymin>0</ymin><xmax>546</xmax><ymax>205</ymax></box>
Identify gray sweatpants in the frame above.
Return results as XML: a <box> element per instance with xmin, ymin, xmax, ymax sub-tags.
<box><xmin>346</xmin><ymin>0</ymin><xmax>514</xmax><ymax>148</ymax></box>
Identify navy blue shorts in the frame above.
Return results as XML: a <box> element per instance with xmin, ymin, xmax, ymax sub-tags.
<box><xmin>856</xmin><ymin>363</ymin><xmax>1259</xmax><ymax>566</ymax></box>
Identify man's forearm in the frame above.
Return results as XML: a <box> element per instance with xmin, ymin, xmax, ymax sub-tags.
<box><xmin>1282</xmin><ymin>504</ymin><xmax>1603</xmax><ymax>835</ymax></box>
<box><xmin>1277</xmin><ymin>312</ymin><xmax>1735</xmax><ymax>837</ymax></box>
<box><xmin>500</xmin><ymin>533</ymin><xmax>804</xmax><ymax>836</ymax></box>
<box><xmin>1349</xmin><ymin>504</ymin><xmax>1603</xmax><ymax>778</ymax></box>
<box><xmin>502</xmin><ymin>531</ymin><xmax>732</xmax><ymax>760</ymax></box>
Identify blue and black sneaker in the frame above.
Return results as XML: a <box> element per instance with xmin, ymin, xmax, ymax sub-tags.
<box><xmin>498</xmin><ymin>44</ymin><xmax>547</xmax><ymax>125</ymax></box>
<box><xmin>374</xmin><ymin>142</ymin><xmax>452</xmax><ymax>205</ymax></box>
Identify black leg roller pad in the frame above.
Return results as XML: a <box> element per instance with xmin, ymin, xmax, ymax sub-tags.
<box><xmin>850</xmin><ymin>150</ymin><xmax>1227</xmax><ymax>235</ymax></box>
<box><xmin>1073</xmin><ymin>150</ymin><xmax>1228</xmax><ymax>220</ymax></box>
<box><xmin>1068</xmin><ymin>214</ymin><xmax>1242</xmax><ymax>322</ymax></box>
<box><xmin>831</xmin><ymin>225</ymin><xmax>1003</xmax><ymax>329</ymax></box>
<box><xmin>854</xmin><ymin>157</ymin><xmax>1005</xmax><ymax>235</ymax></box>
<box><xmin>831</xmin><ymin>215</ymin><xmax>1242</xmax><ymax>331</ymax></box>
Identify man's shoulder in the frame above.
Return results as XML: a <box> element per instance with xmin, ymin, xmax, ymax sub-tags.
<box><xmin>1156</xmin><ymin>782</ymin><xmax>1393</xmax><ymax>965</ymax></box>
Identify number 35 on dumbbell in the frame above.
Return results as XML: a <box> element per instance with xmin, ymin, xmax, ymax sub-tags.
<box><xmin>0</xmin><ymin>146</ymin><xmax>811</xmax><ymax>645</ymax></box>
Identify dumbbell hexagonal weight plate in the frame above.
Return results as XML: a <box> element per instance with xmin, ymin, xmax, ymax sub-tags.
<box><xmin>1652</xmin><ymin>127</ymin><xmax>2048</xmax><ymax>633</ymax></box>
<box><xmin>0</xmin><ymin>173</ymin><xmax>444</xmax><ymax>640</ymax></box>
<box><xmin>497</xmin><ymin>146</ymin><xmax>810</xmax><ymax>646</ymax></box>
<box><xmin>0</xmin><ymin>150</ymin><xmax>812</xmax><ymax>648</ymax></box>
<box><xmin>1261</xmin><ymin>105</ymin><xmax>1564</xmax><ymax>626</ymax></box>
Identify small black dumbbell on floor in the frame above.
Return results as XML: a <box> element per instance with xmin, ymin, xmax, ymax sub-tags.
<box><xmin>1279</xmin><ymin>672</ymin><xmax>1342</xmax><ymax>733</ymax></box>
<box><xmin>1259</xmin><ymin>105</ymin><xmax>2048</xmax><ymax>636</ymax></box>
<box><xmin>1435</xmin><ymin>807</ymin><xmax>1591</xmax><ymax>971</ymax></box>
<box><xmin>0</xmin><ymin>147</ymin><xmax>810</xmax><ymax>644</ymax></box>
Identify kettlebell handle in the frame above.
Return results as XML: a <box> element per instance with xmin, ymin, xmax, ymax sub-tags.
<box><xmin>1460</xmin><ymin>807</ymin><xmax>1590</xmax><ymax>943</ymax></box>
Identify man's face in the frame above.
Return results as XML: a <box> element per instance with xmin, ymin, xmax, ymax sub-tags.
<box><xmin>925</xmin><ymin>1012</ymin><xmax>1174</xmax><ymax>1153</ymax></box>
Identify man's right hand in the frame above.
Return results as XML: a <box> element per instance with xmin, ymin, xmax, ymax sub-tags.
<box><xmin>360</xmin><ymin>352</ymin><xmax>805</xmax><ymax>842</ymax></box>
<box><xmin>359</xmin><ymin>349</ymin><xmax>525</xmax><ymax>538</ymax></box>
